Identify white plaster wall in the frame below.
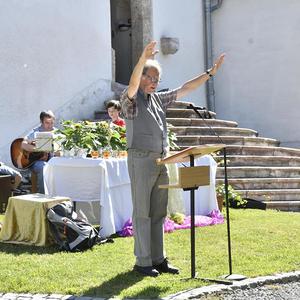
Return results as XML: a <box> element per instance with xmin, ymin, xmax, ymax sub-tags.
<box><xmin>213</xmin><ymin>0</ymin><xmax>300</xmax><ymax>147</ymax></box>
<box><xmin>152</xmin><ymin>0</ymin><xmax>206</xmax><ymax>105</ymax></box>
<box><xmin>0</xmin><ymin>0</ymin><xmax>112</xmax><ymax>164</ymax></box>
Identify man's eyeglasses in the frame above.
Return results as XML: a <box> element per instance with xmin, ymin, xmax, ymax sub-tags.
<box><xmin>143</xmin><ymin>74</ymin><xmax>161</xmax><ymax>84</ymax></box>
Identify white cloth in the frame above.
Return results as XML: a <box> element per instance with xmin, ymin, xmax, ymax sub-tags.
<box><xmin>44</xmin><ymin>155</ymin><xmax>217</xmax><ymax>237</ymax></box>
<box><xmin>167</xmin><ymin>155</ymin><xmax>218</xmax><ymax>216</ymax></box>
<box><xmin>166</xmin><ymin>163</ymin><xmax>185</xmax><ymax>214</ymax></box>
<box><xmin>44</xmin><ymin>157</ymin><xmax>132</xmax><ymax>237</ymax></box>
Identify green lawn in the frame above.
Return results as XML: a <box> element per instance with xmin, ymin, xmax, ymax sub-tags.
<box><xmin>0</xmin><ymin>209</ymin><xmax>299</xmax><ymax>299</ymax></box>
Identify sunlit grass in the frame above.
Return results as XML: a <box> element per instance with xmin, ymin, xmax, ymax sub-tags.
<box><xmin>0</xmin><ymin>209</ymin><xmax>299</xmax><ymax>299</ymax></box>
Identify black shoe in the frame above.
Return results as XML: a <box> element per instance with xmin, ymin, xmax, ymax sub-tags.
<box><xmin>133</xmin><ymin>265</ymin><xmax>159</xmax><ymax>277</ymax></box>
<box><xmin>153</xmin><ymin>258</ymin><xmax>180</xmax><ymax>274</ymax></box>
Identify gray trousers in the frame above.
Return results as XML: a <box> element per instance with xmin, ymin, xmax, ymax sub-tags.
<box><xmin>127</xmin><ymin>148</ymin><xmax>169</xmax><ymax>267</ymax></box>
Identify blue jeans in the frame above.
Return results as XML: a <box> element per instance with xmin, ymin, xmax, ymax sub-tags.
<box><xmin>31</xmin><ymin>160</ymin><xmax>47</xmax><ymax>194</ymax></box>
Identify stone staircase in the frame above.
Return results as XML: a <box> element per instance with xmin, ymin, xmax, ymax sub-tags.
<box><xmin>167</xmin><ymin>100</ymin><xmax>300</xmax><ymax>212</ymax></box>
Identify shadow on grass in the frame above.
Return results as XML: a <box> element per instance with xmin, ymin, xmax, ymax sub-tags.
<box><xmin>0</xmin><ymin>234</ymin><xmax>120</xmax><ymax>256</ymax></box>
<box><xmin>0</xmin><ymin>242</ymin><xmax>58</xmax><ymax>255</ymax></box>
<box><xmin>83</xmin><ymin>270</ymin><xmax>168</xmax><ymax>299</ymax></box>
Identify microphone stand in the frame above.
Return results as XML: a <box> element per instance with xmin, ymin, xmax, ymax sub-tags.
<box><xmin>188</xmin><ymin>103</ymin><xmax>246</xmax><ymax>281</ymax></box>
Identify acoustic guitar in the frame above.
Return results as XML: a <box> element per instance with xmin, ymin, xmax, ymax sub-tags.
<box><xmin>10</xmin><ymin>138</ymin><xmax>48</xmax><ymax>170</ymax></box>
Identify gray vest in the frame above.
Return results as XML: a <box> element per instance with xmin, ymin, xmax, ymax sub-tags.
<box><xmin>126</xmin><ymin>90</ymin><xmax>168</xmax><ymax>153</ymax></box>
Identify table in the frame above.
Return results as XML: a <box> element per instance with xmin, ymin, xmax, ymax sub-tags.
<box><xmin>44</xmin><ymin>157</ymin><xmax>132</xmax><ymax>237</ymax></box>
<box><xmin>0</xmin><ymin>194</ymin><xmax>70</xmax><ymax>246</ymax></box>
<box><xmin>43</xmin><ymin>155</ymin><xmax>218</xmax><ymax>237</ymax></box>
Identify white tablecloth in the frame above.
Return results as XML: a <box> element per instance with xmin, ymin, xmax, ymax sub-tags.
<box><xmin>44</xmin><ymin>155</ymin><xmax>217</xmax><ymax>237</ymax></box>
<box><xmin>44</xmin><ymin>157</ymin><xmax>132</xmax><ymax>237</ymax></box>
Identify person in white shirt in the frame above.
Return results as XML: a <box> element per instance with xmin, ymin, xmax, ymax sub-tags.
<box><xmin>21</xmin><ymin>110</ymin><xmax>56</xmax><ymax>193</ymax></box>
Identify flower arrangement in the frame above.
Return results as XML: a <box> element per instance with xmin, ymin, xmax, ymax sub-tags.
<box><xmin>167</xmin><ymin>123</ymin><xmax>180</xmax><ymax>151</ymax></box>
<box><xmin>54</xmin><ymin>120</ymin><xmax>126</xmax><ymax>155</ymax></box>
<box><xmin>169</xmin><ymin>212</ymin><xmax>185</xmax><ymax>225</ymax></box>
<box><xmin>54</xmin><ymin>120</ymin><xmax>178</xmax><ymax>157</ymax></box>
<box><xmin>216</xmin><ymin>183</ymin><xmax>248</xmax><ymax>209</ymax></box>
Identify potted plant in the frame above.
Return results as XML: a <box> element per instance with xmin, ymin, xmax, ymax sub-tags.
<box><xmin>167</xmin><ymin>123</ymin><xmax>180</xmax><ymax>151</ymax></box>
<box><xmin>54</xmin><ymin>120</ymin><xmax>126</xmax><ymax>156</ymax></box>
<box><xmin>216</xmin><ymin>183</ymin><xmax>247</xmax><ymax>210</ymax></box>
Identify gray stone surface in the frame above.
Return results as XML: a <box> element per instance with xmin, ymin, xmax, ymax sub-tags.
<box><xmin>160</xmin><ymin>37</ymin><xmax>179</xmax><ymax>55</ymax></box>
<box><xmin>0</xmin><ymin>271</ymin><xmax>299</xmax><ymax>300</ymax></box>
<box><xmin>165</xmin><ymin>270</ymin><xmax>300</xmax><ymax>300</ymax></box>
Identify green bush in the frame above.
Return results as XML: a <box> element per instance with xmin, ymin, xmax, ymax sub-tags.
<box><xmin>54</xmin><ymin>120</ymin><xmax>127</xmax><ymax>153</ymax></box>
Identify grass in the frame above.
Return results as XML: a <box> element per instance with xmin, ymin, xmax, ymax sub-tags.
<box><xmin>0</xmin><ymin>209</ymin><xmax>300</xmax><ymax>299</ymax></box>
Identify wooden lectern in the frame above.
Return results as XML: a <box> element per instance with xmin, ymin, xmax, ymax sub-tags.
<box><xmin>157</xmin><ymin>144</ymin><xmax>225</xmax><ymax>278</ymax></box>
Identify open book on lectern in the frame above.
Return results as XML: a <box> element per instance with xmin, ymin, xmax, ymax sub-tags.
<box><xmin>157</xmin><ymin>144</ymin><xmax>225</xmax><ymax>165</ymax></box>
<box><xmin>157</xmin><ymin>144</ymin><xmax>225</xmax><ymax>189</ymax></box>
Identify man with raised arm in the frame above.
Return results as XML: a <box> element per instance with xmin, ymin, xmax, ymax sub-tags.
<box><xmin>120</xmin><ymin>41</ymin><xmax>225</xmax><ymax>277</ymax></box>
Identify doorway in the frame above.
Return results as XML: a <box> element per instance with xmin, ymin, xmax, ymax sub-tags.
<box><xmin>110</xmin><ymin>0</ymin><xmax>132</xmax><ymax>85</ymax></box>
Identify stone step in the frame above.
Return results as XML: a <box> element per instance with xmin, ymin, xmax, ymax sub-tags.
<box><xmin>166</xmin><ymin>108</ymin><xmax>216</xmax><ymax>119</ymax></box>
<box><xmin>167</xmin><ymin>117</ymin><xmax>238</xmax><ymax>127</ymax></box>
<box><xmin>238</xmin><ymin>189</ymin><xmax>300</xmax><ymax>202</ymax></box>
<box><xmin>264</xmin><ymin>201</ymin><xmax>300</xmax><ymax>212</ymax></box>
<box><xmin>168</xmin><ymin>100</ymin><xmax>204</xmax><ymax>109</ymax></box>
<box><xmin>170</xmin><ymin>126</ymin><xmax>257</xmax><ymax>137</ymax></box>
<box><xmin>216</xmin><ymin>177</ymin><xmax>300</xmax><ymax>190</ymax></box>
<box><xmin>176</xmin><ymin>136</ymin><xmax>279</xmax><ymax>147</ymax></box>
<box><xmin>216</xmin><ymin>155</ymin><xmax>300</xmax><ymax>167</ymax></box>
<box><xmin>217</xmin><ymin>166</ymin><xmax>300</xmax><ymax>178</ymax></box>
<box><xmin>224</xmin><ymin>145</ymin><xmax>300</xmax><ymax>157</ymax></box>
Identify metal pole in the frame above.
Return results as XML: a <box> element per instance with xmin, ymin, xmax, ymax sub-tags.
<box><xmin>223</xmin><ymin>147</ymin><xmax>233</xmax><ymax>275</ymax></box>
<box><xmin>190</xmin><ymin>154</ymin><xmax>196</xmax><ymax>278</ymax></box>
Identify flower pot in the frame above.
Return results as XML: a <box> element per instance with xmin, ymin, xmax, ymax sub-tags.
<box><xmin>217</xmin><ymin>195</ymin><xmax>223</xmax><ymax>211</ymax></box>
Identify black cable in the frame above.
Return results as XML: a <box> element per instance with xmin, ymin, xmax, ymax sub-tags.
<box><xmin>187</xmin><ymin>103</ymin><xmax>233</xmax><ymax>275</ymax></box>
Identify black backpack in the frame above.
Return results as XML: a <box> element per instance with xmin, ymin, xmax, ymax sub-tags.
<box><xmin>47</xmin><ymin>201</ymin><xmax>104</xmax><ymax>252</ymax></box>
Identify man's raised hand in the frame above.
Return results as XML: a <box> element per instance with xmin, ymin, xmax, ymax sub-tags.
<box><xmin>142</xmin><ymin>41</ymin><xmax>159</xmax><ymax>60</ymax></box>
<box><xmin>209</xmin><ymin>53</ymin><xmax>226</xmax><ymax>76</ymax></box>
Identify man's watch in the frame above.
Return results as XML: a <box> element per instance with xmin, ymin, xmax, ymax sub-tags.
<box><xmin>206</xmin><ymin>70</ymin><xmax>213</xmax><ymax>78</ymax></box>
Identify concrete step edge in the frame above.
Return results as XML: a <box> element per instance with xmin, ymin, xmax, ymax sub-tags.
<box><xmin>170</xmin><ymin>127</ymin><xmax>258</xmax><ymax>136</ymax></box>
<box><xmin>216</xmin><ymin>155</ymin><xmax>300</xmax><ymax>159</ymax></box>
<box><xmin>176</xmin><ymin>135</ymin><xmax>279</xmax><ymax>142</ymax></box>
<box><xmin>179</xmin><ymin>145</ymin><xmax>300</xmax><ymax>157</ymax></box>
<box><xmin>218</xmin><ymin>166</ymin><xmax>300</xmax><ymax>170</ymax></box>
<box><xmin>265</xmin><ymin>200</ymin><xmax>300</xmax><ymax>204</ymax></box>
<box><xmin>226</xmin><ymin>145</ymin><xmax>300</xmax><ymax>152</ymax></box>
<box><xmin>237</xmin><ymin>189</ymin><xmax>300</xmax><ymax>192</ymax></box>
<box><xmin>217</xmin><ymin>177</ymin><xmax>300</xmax><ymax>182</ymax></box>
<box><xmin>170</xmin><ymin>126</ymin><xmax>256</xmax><ymax>131</ymax></box>
<box><xmin>166</xmin><ymin>118</ymin><xmax>238</xmax><ymax>127</ymax></box>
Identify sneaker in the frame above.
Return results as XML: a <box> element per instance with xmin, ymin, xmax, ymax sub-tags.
<box><xmin>133</xmin><ymin>265</ymin><xmax>160</xmax><ymax>277</ymax></box>
<box><xmin>153</xmin><ymin>258</ymin><xmax>180</xmax><ymax>274</ymax></box>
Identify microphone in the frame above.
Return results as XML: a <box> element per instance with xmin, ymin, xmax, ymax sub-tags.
<box><xmin>187</xmin><ymin>103</ymin><xmax>224</xmax><ymax>144</ymax></box>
